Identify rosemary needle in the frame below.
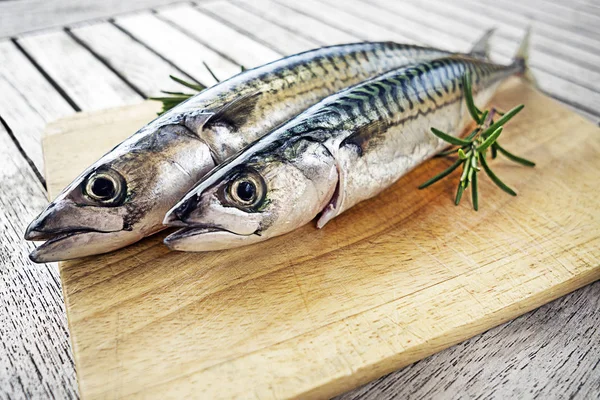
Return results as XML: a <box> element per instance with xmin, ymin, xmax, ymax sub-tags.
<box><xmin>419</xmin><ymin>72</ymin><xmax>534</xmax><ymax>210</ymax></box>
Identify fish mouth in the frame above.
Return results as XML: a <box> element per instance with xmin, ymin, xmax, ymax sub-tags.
<box><xmin>26</xmin><ymin>229</ymin><xmax>123</xmax><ymax>263</ymax></box>
<box><xmin>163</xmin><ymin>226</ymin><xmax>257</xmax><ymax>252</ymax></box>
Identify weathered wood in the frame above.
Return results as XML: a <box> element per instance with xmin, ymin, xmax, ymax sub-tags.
<box><xmin>374</xmin><ymin>0</ymin><xmax>600</xmax><ymax>93</ymax></box>
<box><xmin>276</xmin><ymin>0</ymin><xmax>415</xmax><ymax>44</ymax></box>
<box><xmin>199</xmin><ymin>1</ymin><xmax>318</xmax><ymax>55</ymax></box>
<box><xmin>0</xmin><ymin>0</ymin><xmax>204</xmax><ymax>38</ymax></box>
<box><xmin>70</xmin><ymin>21</ymin><xmax>197</xmax><ymax>97</ymax></box>
<box><xmin>113</xmin><ymin>12</ymin><xmax>240</xmax><ymax>86</ymax></box>
<box><xmin>42</xmin><ymin>80</ymin><xmax>600</xmax><ymax>399</ymax></box>
<box><xmin>0</xmin><ymin>40</ymin><xmax>74</xmax><ymax>173</ymax></box>
<box><xmin>338</xmin><ymin>281</ymin><xmax>600</xmax><ymax>400</ymax></box>
<box><xmin>158</xmin><ymin>4</ymin><xmax>282</xmax><ymax>67</ymax></box>
<box><xmin>323</xmin><ymin>0</ymin><xmax>469</xmax><ymax>52</ymax></box>
<box><xmin>17</xmin><ymin>30</ymin><xmax>142</xmax><ymax>111</ymax></box>
<box><xmin>233</xmin><ymin>0</ymin><xmax>359</xmax><ymax>45</ymax></box>
<box><xmin>0</xmin><ymin>123</ymin><xmax>78</xmax><ymax>400</ymax></box>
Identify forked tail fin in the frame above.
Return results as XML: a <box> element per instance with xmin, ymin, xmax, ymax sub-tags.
<box><xmin>469</xmin><ymin>28</ymin><xmax>495</xmax><ymax>59</ymax></box>
<box><xmin>514</xmin><ymin>27</ymin><xmax>538</xmax><ymax>87</ymax></box>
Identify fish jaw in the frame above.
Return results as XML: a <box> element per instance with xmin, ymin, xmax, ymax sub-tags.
<box><xmin>163</xmin><ymin>227</ymin><xmax>264</xmax><ymax>252</ymax></box>
<box><xmin>28</xmin><ymin>230</ymin><xmax>145</xmax><ymax>263</ymax></box>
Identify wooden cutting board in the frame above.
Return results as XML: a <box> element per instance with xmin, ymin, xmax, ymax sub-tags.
<box><xmin>43</xmin><ymin>78</ymin><xmax>600</xmax><ymax>399</ymax></box>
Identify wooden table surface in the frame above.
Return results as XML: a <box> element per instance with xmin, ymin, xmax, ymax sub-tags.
<box><xmin>0</xmin><ymin>0</ymin><xmax>598</xmax><ymax>399</ymax></box>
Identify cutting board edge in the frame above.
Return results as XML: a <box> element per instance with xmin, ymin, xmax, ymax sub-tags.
<box><xmin>296</xmin><ymin>266</ymin><xmax>600</xmax><ymax>400</ymax></box>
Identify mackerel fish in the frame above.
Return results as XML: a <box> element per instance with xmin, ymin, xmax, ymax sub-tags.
<box><xmin>163</xmin><ymin>35</ymin><xmax>532</xmax><ymax>251</ymax></box>
<box><xmin>24</xmin><ymin>35</ymin><xmax>493</xmax><ymax>262</ymax></box>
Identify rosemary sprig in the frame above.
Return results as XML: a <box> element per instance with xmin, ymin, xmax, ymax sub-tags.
<box><xmin>419</xmin><ymin>72</ymin><xmax>535</xmax><ymax>210</ymax></box>
<box><xmin>150</xmin><ymin>64</ymin><xmax>246</xmax><ymax>115</ymax></box>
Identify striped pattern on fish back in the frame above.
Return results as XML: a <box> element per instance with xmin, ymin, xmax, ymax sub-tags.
<box><xmin>198</xmin><ymin>42</ymin><xmax>454</xmax><ymax>111</ymax></box>
<box><xmin>289</xmin><ymin>56</ymin><xmax>520</xmax><ymax>139</ymax></box>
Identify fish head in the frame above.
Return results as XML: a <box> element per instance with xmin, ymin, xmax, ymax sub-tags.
<box><xmin>164</xmin><ymin>137</ymin><xmax>338</xmax><ymax>251</ymax></box>
<box><xmin>25</xmin><ymin>123</ymin><xmax>215</xmax><ymax>262</ymax></box>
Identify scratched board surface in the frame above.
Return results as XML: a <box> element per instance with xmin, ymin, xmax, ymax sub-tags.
<box><xmin>40</xmin><ymin>78</ymin><xmax>600</xmax><ymax>399</ymax></box>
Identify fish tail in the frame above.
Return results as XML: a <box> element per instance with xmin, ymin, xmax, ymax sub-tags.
<box><xmin>513</xmin><ymin>27</ymin><xmax>538</xmax><ymax>87</ymax></box>
<box><xmin>469</xmin><ymin>28</ymin><xmax>495</xmax><ymax>59</ymax></box>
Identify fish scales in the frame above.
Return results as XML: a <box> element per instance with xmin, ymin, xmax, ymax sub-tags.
<box><xmin>26</xmin><ymin>39</ymin><xmax>482</xmax><ymax>262</ymax></box>
<box><xmin>164</xmin><ymin>54</ymin><xmax>526</xmax><ymax>251</ymax></box>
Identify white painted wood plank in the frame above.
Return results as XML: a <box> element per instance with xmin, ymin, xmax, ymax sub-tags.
<box><xmin>199</xmin><ymin>1</ymin><xmax>318</xmax><ymax>55</ymax></box>
<box><xmin>321</xmin><ymin>0</ymin><xmax>469</xmax><ymax>53</ymax></box>
<box><xmin>18</xmin><ymin>30</ymin><xmax>142</xmax><ymax>111</ymax></box>
<box><xmin>406</xmin><ymin>0</ymin><xmax>600</xmax><ymax>70</ymax></box>
<box><xmin>0</xmin><ymin>0</ymin><xmax>194</xmax><ymax>38</ymax></box>
<box><xmin>0</xmin><ymin>40</ymin><xmax>74</xmax><ymax>173</ymax></box>
<box><xmin>367</xmin><ymin>0</ymin><xmax>600</xmax><ymax>95</ymax></box>
<box><xmin>275</xmin><ymin>0</ymin><xmax>415</xmax><ymax>44</ymax></box>
<box><xmin>114</xmin><ymin>12</ymin><xmax>240</xmax><ymax>86</ymax></box>
<box><xmin>455</xmin><ymin>0</ymin><xmax>600</xmax><ymax>53</ymax></box>
<box><xmin>70</xmin><ymin>21</ymin><xmax>196</xmax><ymax>97</ymax></box>
<box><xmin>158</xmin><ymin>4</ymin><xmax>282</xmax><ymax>67</ymax></box>
<box><xmin>233</xmin><ymin>0</ymin><xmax>360</xmax><ymax>45</ymax></box>
<box><xmin>0</xmin><ymin>123</ymin><xmax>78</xmax><ymax>400</ymax></box>
<box><xmin>485</xmin><ymin>0</ymin><xmax>600</xmax><ymax>36</ymax></box>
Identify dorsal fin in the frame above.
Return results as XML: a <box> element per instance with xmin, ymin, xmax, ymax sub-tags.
<box><xmin>469</xmin><ymin>28</ymin><xmax>495</xmax><ymax>59</ymax></box>
<box><xmin>205</xmin><ymin>91</ymin><xmax>262</xmax><ymax>131</ymax></box>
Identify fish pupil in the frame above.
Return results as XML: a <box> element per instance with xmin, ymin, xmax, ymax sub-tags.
<box><xmin>237</xmin><ymin>181</ymin><xmax>255</xmax><ymax>202</ymax></box>
<box><xmin>91</xmin><ymin>177</ymin><xmax>115</xmax><ymax>199</ymax></box>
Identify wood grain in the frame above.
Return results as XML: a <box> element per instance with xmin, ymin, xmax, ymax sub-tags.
<box><xmin>338</xmin><ymin>281</ymin><xmax>600</xmax><ymax>399</ymax></box>
<box><xmin>199</xmin><ymin>1</ymin><xmax>318</xmax><ymax>55</ymax></box>
<box><xmin>158</xmin><ymin>4</ymin><xmax>282</xmax><ymax>67</ymax></box>
<box><xmin>17</xmin><ymin>30</ymin><xmax>142</xmax><ymax>111</ymax></box>
<box><xmin>113</xmin><ymin>12</ymin><xmax>240</xmax><ymax>87</ymax></box>
<box><xmin>0</xmin><ymin>123</ymin><xmax>77</xmax><ymax>400</ymax></box>
<box><xmin>42</xmin><ymin>79</ymin><xmax>600</xmax><ymax>399</ymax></box>
<box><xmin>233</xmin><ymin>0</ymin><xmax>359</xmax><ymax>45</ymax></box>
<box><xmin>70</xmin><ymin>21</ymin><xmax>197</xmax><ymax>97</ymax></box>
<box><xmin>0</xmin><ymin>0</ymin><xmax>195</xmax><ymax>38</ymax></box>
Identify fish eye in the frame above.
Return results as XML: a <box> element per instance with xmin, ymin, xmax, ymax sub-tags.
<box><xmin>84</xmin><ymin>169</ymin><xmax>126</xmax><ymax>205</ymax></box>
<box><xmin>227</xmin><ymin>171</ymin><xmax>265</xmax><ymax>210</ymax></box>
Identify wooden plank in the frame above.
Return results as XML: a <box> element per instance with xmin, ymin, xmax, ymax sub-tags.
<box><xmin>0</xmin><ymin>123</ymin><xmax>78</xmax><ymax>399</ymax></box>
<box><xmin>0</xmin><ymin>40</ymin><xmax>74</xmax><ymax>173</ymax></box>
<box><xmin>359</xmin><ymin>0</ymin><xmax>600</xmax><ymax>118</ymax></box>
<box><xmin>199</xmin><ymin>1</ymin><xmax>318</xmax><ymax>55</ymax></box>
<box><xmin>455</xmin><ymin>0</ymin><xmax>600</xmax><ymax>53</ymax></box>
<box><xmin>70</xmin><ymin>21</ymin><xmax>197</xmax><ymax>97</ymax></box>
<box><xmin>113</xmin><ymin>12</ymin><xmax>240</xmax><ymax>86</ymax></box>
<box><xmin>43</xmin><ymin>79</ymin><xmax>600</xmax><ymax>399</ymax></box>
<box><xmin>322</xmin><ymin>0</ymin><xmax>469</xmax><ymax>52</ymax></box>
<box><xmin>0</xmin><ymin>0</ymin><xmax>197</xmax><ymax>38</ymax></box>
<box><xmin>17</xmin><ymin>30</ymin><xmax>142</xmax><ymax>111</ymax></box>
<box><xmin>275</xmin><ymin>0</ymin><xmax>415</xmax><ymax>44</ymax></box>
<box><xmin>233</xmin><ymin>0</ymin><xmax>359</xmax><ymax>45</ymax></box>
<box><xmin>484</xmin><ymin>0</ymin><xmax>600</xmax><ymax>37</ymax></box>
<box><xmin>157</xmin><ymin>4</ymin><xmax>282</xmax><ymax>67</ymax></box>
<box><xmin>374</xmin><ymin>0</ymin><xmax>600</xmax><ymax>93</ymax></box>
<box><xmin>338</xmin><ymin>281</ymin><xmax>600</xmax><ymax>399</ymax></box>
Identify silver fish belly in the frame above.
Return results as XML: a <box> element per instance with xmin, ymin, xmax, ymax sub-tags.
<box><xmin>25</xmin><ymin>41</ymin><xmax>483</xmax><ymax>262</ymax></box>
<box><xmin>164</xmin><ymin>55</ymin><xmax>524</xmax><ymax>251</ymax></box>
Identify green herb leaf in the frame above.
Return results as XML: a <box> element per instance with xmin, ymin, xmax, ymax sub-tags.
<box><xmin>462</xmin><ymin>73</ymin><xmax>482</xmax><ymax>122</ymax></box>
<box><xmin>169</xmin><ymin>75</ymin><xmax>206</xmax><ymax>91</ymax></box>
<box><xmin>203</xmin><ymin>61</ymin><xmax>221</xmax><ymax>83</ymax></box>
<box><xmin>480</xmin><ymin>104</ymin><xmax>524</xmax><ymax>138</ymax></box>
<box><xmin>430</xmin><ymin>127</ymin><xmax>472</xmax><ymax>146</ymax></box>
<box><xmin>471</xmin><ymin>170</ymin><xmax>479</xmax><ymax>210</ymax></box>
<box><xmin>495</xmin><ymin>143</ymin><xmax>536</xmax><ymax>167</ymax></box>
<box><xmin>477</xmin><ymin>126</ymin><xmax>503</xmax><ymax>153</ymax></box>
<box><xmin>480</xmin><ymin>154</ymin><xmax>517</xmax><ymax>196</ymax></box>
<box><xmin>418</xmin><ymin>158</ymin><xmax>463</xmax><ymax>189</ymax></box>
